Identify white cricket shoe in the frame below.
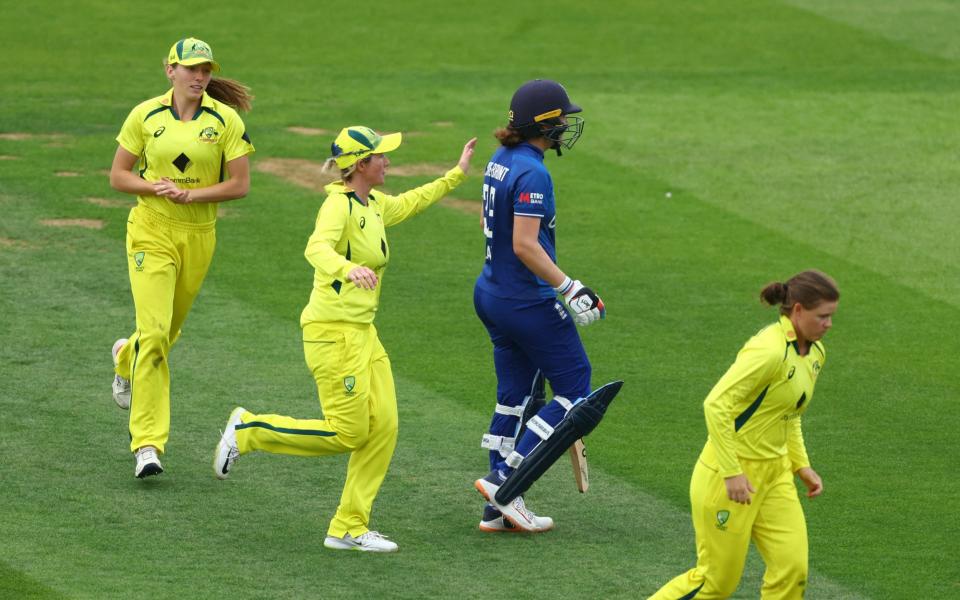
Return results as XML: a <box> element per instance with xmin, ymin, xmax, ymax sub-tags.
<box><xmin>323</xmin><ymin>531</ymin><xmax>398</xmax><ymax>553</ymax></box>
<box><xmin>111</xmin><ymin>338</ymin><xmax>131</xmax><ymax>409</ymax></box>
<box><xmin>474</xmin><ymin>470</ymin><xmax>554</xmax><ymax>532</ymax></box>
<box><xmin>479</xmin><ymin>503</ymin><xmax>520</xmax><ymax>533</ymax></box>
<box><xmin>134</xmin><ymin>446</ymin><xmax>163</xmax><ymax>479</ymax></box>
<box><xmin>213</xmin><ymin>407</ymin><xmax>247</xmax><ymax>480</ymax></box>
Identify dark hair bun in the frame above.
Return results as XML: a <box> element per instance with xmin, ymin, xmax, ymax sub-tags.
<box><xmin>760</xmin><ymin>281</ymin><xmax>787</xmax><ymax>306</ymax></box>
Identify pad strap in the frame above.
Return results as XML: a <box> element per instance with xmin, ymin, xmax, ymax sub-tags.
<box><xmin>494</xmin><ymin>403</ymin><xmax>525</xmax><ymax>418</ymax></box>
<box><xmin>505</xmin><ymin>451</ymin><xmax>524</xmax><ymax>468</ymax></box>
<box><xmin>526</xmin><ymin>416</ymin><xmax>555</xmax><ymax>440</ymax></box>
<box><xmin>481</xmin><ymin>434</ymin><xmax>515</xmax><ymax>456</ymax></box>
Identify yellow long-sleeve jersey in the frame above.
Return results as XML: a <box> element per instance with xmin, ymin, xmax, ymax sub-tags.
<box><xmin>700</xmin><ymin>315</ymin><xmax>826</xmax><ymax>478</ymax></box>
<box><xmin>300</xmin><ymin>166</ymin><xmax>465</xmax><ymax>326</ymax></box>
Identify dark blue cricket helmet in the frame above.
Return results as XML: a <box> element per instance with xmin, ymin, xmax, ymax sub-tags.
<box><xmin>508</xmin><ymin>79</ymin><xmax>584</xmax><ymax>153</ymax></box>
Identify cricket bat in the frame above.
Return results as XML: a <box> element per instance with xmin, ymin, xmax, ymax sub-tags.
<box><xmin>569</xmin><ymin>438</ymin><xmax>589</xmax><ymax>493</ymax></box>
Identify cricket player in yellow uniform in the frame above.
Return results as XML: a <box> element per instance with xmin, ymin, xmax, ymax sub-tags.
<box><xmin>212</xmin><ymin>126</ymin><xmax>477</xmax><ymax>552</ymax></box>
<box><xmin>649</xmin><ymin>270</ymin><xmax>840</xmax><ymax>599</ymax></box>
<box><xmin>109</xmin><ymin>37</ymin><xmax>254</xmax><ymax>478</ymax></box>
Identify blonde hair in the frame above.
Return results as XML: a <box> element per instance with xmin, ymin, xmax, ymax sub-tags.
<box><xmin>322</xmin><ymin>155</ymin><xmax>372</xmax><ymax>183</ymax></box>
<box><xmin>164</xmin><ymin>60</ymin><xmax>254</xmax><ymax>112</ymax></box>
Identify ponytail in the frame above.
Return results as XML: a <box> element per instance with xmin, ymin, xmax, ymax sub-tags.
<box><xmin>493</xmin><ymin>126</ymin><xmax>525</xmax><ymax>147</ymax></box>
<box><xmin>206</xmin><ymin>77</ymin><xmax>254</xmax><ymax>112</ymax></box>
<box><xmin>760</xmin><ymin>270</ymin><xmax>840</xmax><ymax>315</ymax></box>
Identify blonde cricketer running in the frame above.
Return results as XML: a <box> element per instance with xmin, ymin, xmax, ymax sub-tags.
<box><xmin>211</xmin><ymin>127</ymin><xmax>477</xmax><ymax>553</ymax></box>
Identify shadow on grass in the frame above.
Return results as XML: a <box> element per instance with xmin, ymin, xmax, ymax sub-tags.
<box><xmin>0</xmin><ymin>560</ymin><xmax>68</xmax><ymax>599</ymax></box>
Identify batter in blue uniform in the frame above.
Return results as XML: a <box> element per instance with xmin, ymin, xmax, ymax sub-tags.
<box><xmin>473</xmin><ymin>80</ymin><xmax>610</xmax><ymax>532</ymax></box>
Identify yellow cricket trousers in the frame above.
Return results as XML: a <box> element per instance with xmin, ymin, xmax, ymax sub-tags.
<box><xmin>649</xmin><ymin>452</ymin><xmax>808</xmax><ymax>600</ymax></box>
<box><xmin>115</xmin><ymin>205</ymin><xmax>216</xmax><ymax>454</ymax></box>
<box><xmin>235</xmin><ymin>322</ymin><xmax>399</xmax><ymax>538</ymax></box>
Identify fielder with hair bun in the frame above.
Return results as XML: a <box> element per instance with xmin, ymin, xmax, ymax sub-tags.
<box><xmin>109</xmin><ymin>37</ymin><xmax>254</xmax><ymax>479</ymax></box>
<box><xmin>211</xmin><ymin>127</ymin><xmax>477</xmax><ymax>553</ymax></box>
<box><xmin>649</xmin><ymin>270</ymin><xmax>839</xmax><ymax>600</ymax></box>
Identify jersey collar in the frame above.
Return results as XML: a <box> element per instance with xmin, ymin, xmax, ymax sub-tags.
<box><xmin>778</xmin><ymin>314</ymin><xmax>797</xmax><ymax>342</ymax></box>
<box><xmin>778</xmin><ymin>314</ymin><xmax>802</xmax><ymax>356</ymax></box>
<box><xmin>518</xmin><ymin>142</ymin><xmax>545</xmax><ymax>160</ymax></box>
<box><xmin>159</xmin><ymin>88</ymin><xmax>215</xmax><ymax>120</ymax></box>
<box><xmin>324</xmin><ymin>181</ymin><xmax>375</xmax><ymax>206</ymax></box>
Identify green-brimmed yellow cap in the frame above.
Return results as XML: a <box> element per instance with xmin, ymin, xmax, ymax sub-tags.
<box><xmin>330</xmin><ymin>126</ymin><xmax>402</xmax><ymax>169</ymax></box>
<box><xmin>167</xmin><ymin>37</ymin><xmax>220</xmax><ymax>72</ymax></box>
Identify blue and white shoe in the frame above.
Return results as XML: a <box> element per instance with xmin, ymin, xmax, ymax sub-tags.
<box><xmin>474</xmin><ymin>470</ymin><xmax>554</xmax><ymax>532</ymax></box>
<box><xmin>479</xmin><ymin>503</ymin><xmax>519</xmax><ymax>533</ymax></box>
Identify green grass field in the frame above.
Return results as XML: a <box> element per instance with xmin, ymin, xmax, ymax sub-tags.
<box><xmin>1</xmin><ymin>1</ymin><xmax>958</xmax><ymax>598</ymax></box>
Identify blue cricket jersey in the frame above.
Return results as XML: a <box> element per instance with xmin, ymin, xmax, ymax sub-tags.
<box><xmin>476</xmin><ymin>143</ymin><xmax>557</xmax><ymax>300</ymax></box>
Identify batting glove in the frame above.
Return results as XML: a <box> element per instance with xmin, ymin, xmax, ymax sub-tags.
<box><xmin>555</xmin><ymin>277</ymin><xmax>605</xmax><ymax>326</ymax></box>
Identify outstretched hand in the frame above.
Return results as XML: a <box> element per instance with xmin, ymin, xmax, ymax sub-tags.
<box><xmin>457</xmin><ymin>137</ymin><xmax>478</xmax><ymax>175</ymax></box>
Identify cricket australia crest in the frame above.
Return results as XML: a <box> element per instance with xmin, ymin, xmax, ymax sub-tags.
<box><xmin>716</xmin><ymin>510</ymin><xmax>730</xmax><ymax>531</ymax></box>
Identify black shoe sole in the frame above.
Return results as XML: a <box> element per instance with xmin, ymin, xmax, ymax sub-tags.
<box><xmin>137</xmin><ymin>464</ymin><xmax>164</xmax><ymax>478</ymax></box>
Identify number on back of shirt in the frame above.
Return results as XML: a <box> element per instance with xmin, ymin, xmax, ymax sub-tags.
<box><xmin>482</xmin><ymin>183</ymin><xmax>495</xmax><ymax>262</ymax></box>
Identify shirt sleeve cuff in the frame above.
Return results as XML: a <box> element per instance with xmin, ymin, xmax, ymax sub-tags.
<box><xmin>445</xmin><ymin>165</ymin><xmax>466</xmax><ymax>184</ymax></box>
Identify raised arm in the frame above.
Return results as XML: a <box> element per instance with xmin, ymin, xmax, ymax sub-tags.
<box><xmin>380</xmin><ymin>138</ymin><xmax>476</xmax><ymax>226</ymax></box>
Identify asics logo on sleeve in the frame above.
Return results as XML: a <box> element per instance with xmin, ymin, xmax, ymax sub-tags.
<box><xmin>153</xmin><ymin>126</ymin><xmax>166</xmax><ymax>138</ymax></box>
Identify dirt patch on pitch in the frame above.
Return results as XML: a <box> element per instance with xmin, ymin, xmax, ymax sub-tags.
<box><xmin>41</xmin><ymin>219</ymin><xmax>105</xmax><ymax>230</ymax></box>
<box><xmin>55</xmin><ymin>171</ymin><xmax>81</xmax><ymax>177</ymax></box>
<box><xmin>440</xmin><ymin>197</ymin><xmax>479</xmax><ymax>215</ymax></box>
<box><xmin>257</xmin><ymin>158</ymin><xmax>460</xmax><ymax>193</ymax></box>
<box><xmin>387</xmin><ymin>163</ymin><xmax>450</xmax><ymax>177</ymax></box>
<box><xmin>432</xmin><ymin>121</ymin><xmax>454</xmax><ymax>127</ymax></box>
<box><xmin>287</xmin><ymin>126</ymin><xmax>334</xmax><ymax>137</ymax></box>
<box><xmin>255</xmin><ymin>158</ymin><xmax>335</xmax><ymax>192</ymax></box>
<box><xmin>0</xmin><ymin>132</ymin><xmax>68</xmax><ymax>141</ymax></box>
<box><xmin>0</xmin><ymin>237</ymin><xmax>31</xmax><ymax>248</ymax></box>
<box><xmin>0</xmin><ymin>155</ymin><xmax>18</xmax><ymax>160</ymax></box>
<box><xmin>85</xmin><ymin>197</ymin><xmax>130</xmax><ymax>208</ymax></box>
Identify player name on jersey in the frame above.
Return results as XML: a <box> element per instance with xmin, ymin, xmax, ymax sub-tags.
<box><xmin>484</xmin><ymin>162</ymin><xmax>510</xmax><ymax>181</ymax></box>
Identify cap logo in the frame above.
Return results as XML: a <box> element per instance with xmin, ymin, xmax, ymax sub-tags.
<box><xmin>347</xmin><ymin>128</ymin><xmax>378</xmax><ymax>150</ymax></box>
<box><xmin>183</xmin><ymin>41</ymin><xmax>212</xmax><ymax>60</ymax></box>
<box><xmin>508</xmin><ymin>109</ymin><xmax>515</xmax><ymax>122</ymax></box>
<box><xmin>533</xmin><ymin>108</ymin><xmax>562</xmax><ymax>122</ymax></box>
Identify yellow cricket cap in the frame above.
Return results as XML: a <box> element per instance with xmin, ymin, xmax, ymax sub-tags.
<box><xmin>330</xmin><ymin>126</ymin><xmax>402</xmax><ymax>169</ymax></box>
<box><xmin>167</xmin><ymin>37</ymin><xmax>221</xmax><ymax>72</ymax></box>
